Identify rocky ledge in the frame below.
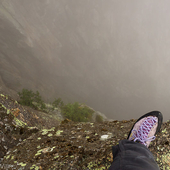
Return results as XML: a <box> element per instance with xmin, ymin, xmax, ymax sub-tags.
<box><xmin>0</xmin><ymin>94</ymin><xmax>170</xmax><ymax>170</ymax></box>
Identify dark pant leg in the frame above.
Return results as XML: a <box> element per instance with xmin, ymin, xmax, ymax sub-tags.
<box><xmin>109</xmin><ymin>139</ymin><xmax>160</xmax><ymax>170</ymax></box>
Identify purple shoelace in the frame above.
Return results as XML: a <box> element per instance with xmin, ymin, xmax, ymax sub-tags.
<box><xmin>130</xmin><ymin>117</ymin><xmax>158</xmax><ymax>146</ymax></box>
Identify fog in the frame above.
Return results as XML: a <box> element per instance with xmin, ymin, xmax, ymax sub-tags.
<box><xmin>1</xmin><ymin>0</ymin><xmax>170</xmax><ymax>121</ymax></box>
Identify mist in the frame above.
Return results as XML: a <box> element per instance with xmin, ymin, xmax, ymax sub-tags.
<box><xmin>1</xmin><ymin>0</ymin><xmax>170</xmax><ymax>121</ymax></box>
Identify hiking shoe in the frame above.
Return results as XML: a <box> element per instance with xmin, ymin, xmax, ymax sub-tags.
<box><xmin>127</xmin><ymin>111</ymin><xmax>163</xmax><ymax>147</ymax></box>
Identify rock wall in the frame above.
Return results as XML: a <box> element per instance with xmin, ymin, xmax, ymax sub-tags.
<box><xmin>1</xmin><ymin>1</ymin><xmax>170</xmax><ymax>120</ymax></box>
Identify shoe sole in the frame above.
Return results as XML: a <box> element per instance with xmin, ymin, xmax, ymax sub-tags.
<box><xmin>127</xmin><ymin>111</ymin><xmax>163</xmax><ymax>139</ymax></box>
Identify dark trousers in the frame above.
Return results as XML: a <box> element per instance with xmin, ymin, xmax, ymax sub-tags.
<box><xmin>109</xmin><ymin>139</ymin><xmax>160</xmax><ymax>170</ymax></box>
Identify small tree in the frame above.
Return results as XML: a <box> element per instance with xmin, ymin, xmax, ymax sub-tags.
<box><xmin>52</xmin><ymin>98</ymin><xmax>64</xmax><ymax>108</ymax></box>
<box><xmin>18</xmin><ymin>89</ymin><xmax>46</xmax><ymax>110</ymax></box>
<box><xmin>18</xmin><ymin>89</ymin><xmax>34</xmax><ymax>107</ymax></box>
<box><xmin>33</xmin><ymin>91</ymin><xmax>46</xmax><ymax>110</ymax></box>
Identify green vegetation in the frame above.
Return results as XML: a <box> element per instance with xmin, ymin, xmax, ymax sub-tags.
<box><xmin>18</xmin><ymin>89</ymin><xmax>94</xmax><ymax>122</ymax></box>
<box><xmin>18</xmin><ymin>89</ymin><xmax>46</xmax><ymax>110</ymax></box>
<box><xmin>62</xmin><ymin>102</ymin><xmax>94</xmax><ymax>122</ymax></box>
<box><xmin>52</xmin><ymin>98</ymin><xmax>64</xmax><ymax>108</ymax></box>
<box><xmin>18</xmin><ymin>89</ymin><xmax>34</xmax><ymax>107</ymax></box>
<box><xmin>33</xmin><ymin>91</ymin><xmax>46</xmax><ymax>110</ymax></box>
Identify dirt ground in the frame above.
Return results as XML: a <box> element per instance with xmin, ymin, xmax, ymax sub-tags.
<box><xmin>0</xmin><ymin>93</ymin><xmax>170</xmax><ymax>170</ymax></box>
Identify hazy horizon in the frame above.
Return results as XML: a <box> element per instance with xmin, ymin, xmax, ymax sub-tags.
<box><xmin>1</xmin><ymin>0</ymin><xmax>170</xmax><ymax>121</ymax></box>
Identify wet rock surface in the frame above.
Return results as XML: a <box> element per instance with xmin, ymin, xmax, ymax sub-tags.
<box><xmin>0</xmin><ymin>93</ymin><xmax>170</xmax><ymax>170</ymax></box>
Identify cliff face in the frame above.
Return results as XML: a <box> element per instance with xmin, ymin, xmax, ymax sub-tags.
<box><xmin>0</xmin><ymin>0</ymin><xmax>119</xmax><ymax>118</ymax></box>
<box><xmin>0</xmin><ymin>0</ymin><xmax>110</xmax><ymax>105</ymax></box>
<box><xmin>0</xmin><ymin>1</ymin><xmax>48</xmax><ymax>99</ymax></box>
<box><xmin>1</xmin><ymin>1</ymin><xmax>170</xmax><ymax>120</ymax></box>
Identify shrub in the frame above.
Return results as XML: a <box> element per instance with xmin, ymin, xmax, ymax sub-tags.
<box><xmin>33</xmin><ymin>91</ymin><xmax>46</xmax><ymax>110</ymax></box>
<box><xmin>52</xmin><ymin>98</ymin><xmax>64</xmax><ymax>108</ymax></box>
<box><xmin>18</xmin><ymin>89</ymin><xmax>34</xmax><ymax>107</ymax></box>
<box><xmin>61</xmin><ymin>102</ymin><xmax>94</xmax><ymax>122</ymax></box>
<box><xmin>18</xmin><ymin>89</ymin><xmax>94</xmax><ymax>122</ymax></box>
<box><xmin>18</xmin><ymin>89</ymin><xmax>46</xmax><ymax>110</ymax></box>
